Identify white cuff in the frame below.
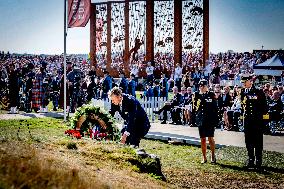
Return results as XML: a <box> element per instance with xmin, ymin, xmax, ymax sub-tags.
<box><xmin>124</xmin><ymin>131</ymin><xmax>130</xmax><ymax>136</ymax></box>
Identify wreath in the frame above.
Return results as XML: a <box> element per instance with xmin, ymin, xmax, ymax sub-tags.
<box><xmin>65</xmin><ymin>104</ymin><xmax>120</xmax><ymax>141</ymax></box>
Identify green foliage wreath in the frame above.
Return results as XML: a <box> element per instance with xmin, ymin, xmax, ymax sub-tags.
<box><xmin>70</xmin><ymin>104</ymin><xmax>120</xmax><ymax>141</ymax></box>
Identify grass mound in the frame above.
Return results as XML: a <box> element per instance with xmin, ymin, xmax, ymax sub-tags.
<box><xmin>0</xmin><ymin>117</ymin><xmax>283</xmax><ymax>188</ymax></box>
<box><xmin>0</xmin><ymin>142</ymin><xmax>108</xmax><ymax>189</ymax></box>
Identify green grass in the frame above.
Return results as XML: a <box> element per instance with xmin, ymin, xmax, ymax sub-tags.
<box><xmin>0</xmin><ymin>118</ymin><xmax>284</xmax><ymax>188</ymax></box>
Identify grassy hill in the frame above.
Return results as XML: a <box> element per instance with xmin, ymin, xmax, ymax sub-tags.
<box><xmin>0</xmin><ymin>118</ymin><xmax>283</xmax><ymax>188</ymax></box>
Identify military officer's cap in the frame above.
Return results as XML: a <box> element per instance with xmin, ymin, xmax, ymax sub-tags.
<box><xmin>198</xmin><ymin>79</ymin><xmax>208</xmax><ymax>86</ymax></box>
<box><xmin>240</xmin><ymin>73</ymin><xmax>253</xmax><ymax>82</ymax></box>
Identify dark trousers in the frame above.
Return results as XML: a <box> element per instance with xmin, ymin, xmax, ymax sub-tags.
<box><xmin>175</xmin><ymin>79</ymin><xmax>181</xmax><ymax>91</ymax></box>
<box><xmin>126</xmin><ymin>134</ymin><xmax>141</xmax><ymax>147</ymax></box>
<box><xmin>121</xmin><ymin>127</ymin><xmax>141</xmax><ymax>147</ymax></box>
<box><xmin>157</xmin><ymin>104</ymin><xmax>171</xmax><ymax>121</ymax></box>
<box><xmin>157</xmin><ymin>104</ymin><xmax>181</xmax><ymax>123</ymax></box>
<box><xmin>244</xmin><ymin>120</ymin><xmax>264</xmax><ymax>166</ymax></box>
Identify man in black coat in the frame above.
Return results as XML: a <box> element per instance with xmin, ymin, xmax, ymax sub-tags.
<box><xmin>192</xmin><ymin>79</ymin><xmax>218</xmax><ymax>163</ymax></box>
<box><xmin>109</xmin><ymin>87</ymin><xmax>151</xmax><ymax>147</ymax></box>
<box><xmin>240</xmin><ymin>74</ymin><xmax>268</xmax><ymax>170</ymax></box>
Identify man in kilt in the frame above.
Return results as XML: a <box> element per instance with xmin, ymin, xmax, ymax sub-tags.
<box><xmin>32</xmin><ymin>67</ymin><xmax>46</xmax><ymax>113</ymax></box>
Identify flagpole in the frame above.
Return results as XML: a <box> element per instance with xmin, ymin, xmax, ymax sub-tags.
<box><xmin>64</xmin><ymin>0</ymin><xmax>67</xmax><ymax>121</ymax></box>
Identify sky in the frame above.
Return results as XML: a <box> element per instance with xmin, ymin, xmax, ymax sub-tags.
<box><xmin>0</xmin><ymin>0</ymin><xmax>283</xmax><ymax>54</ymax></box>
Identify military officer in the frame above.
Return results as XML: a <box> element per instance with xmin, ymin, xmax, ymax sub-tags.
<box><xmin>109</xmin><ymin>87</ymin><xmax>151</xmax><ymax>147</ymax></box>
<box><xmin>192</xmin><ymin>79</ymin><xmax>218</xmax><ymax>163</ymax></box>
<box><xmin>240</xmin><ymin>74</ymin><xmax>267</xmax><ymax>170</ymax></box>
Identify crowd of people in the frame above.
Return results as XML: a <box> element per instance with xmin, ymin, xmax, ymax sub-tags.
<box><xmin>1</xmin><ymin>50</ymin><xmax>284</xmax><ymax>170</ymax></box>
<box><xmin>1</xmin><ymin>50</ymin><xmax>284</xmax><ymax>127</ymax></box>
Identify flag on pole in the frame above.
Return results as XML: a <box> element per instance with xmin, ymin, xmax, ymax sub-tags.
<box><xmin>68</xmin><ymin>0</ymin><xmax>91</xmax><ymax>28</ymax></box>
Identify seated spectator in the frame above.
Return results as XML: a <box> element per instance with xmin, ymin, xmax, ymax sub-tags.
<box><xmin>226</xmin><ymin>87</ymin><xmax>242</xmax><ymax>131</ymax></box>
<box><xmin>183</xmin><ymin>87</ymin><xmax>193</xmax><ymax>125</ymax></box>
<box><xmin>154</xmin><ymin>86</ymin><xmax>183</xmax><ymax>124</ymax></box>
<box><xmin>268</xmin><ymin>91</ymin><xmax>283</xmax><ymax>121</ymax></box>
<box><xmin>219</xmin><ymin>86</ymin><xmax>233</xmax><ymax>130</ymax></box>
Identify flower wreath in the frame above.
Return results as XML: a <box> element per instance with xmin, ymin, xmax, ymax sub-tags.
<box><xmin>65</xmin><ymin>104</ymin><xmax>120</xmax><ymax>141</ymax></box>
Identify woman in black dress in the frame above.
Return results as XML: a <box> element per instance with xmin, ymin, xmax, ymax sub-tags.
<box><xmin>192</xmin><ymin>79</ymin><xmax>219</xmax><ymax>163</ymax></box>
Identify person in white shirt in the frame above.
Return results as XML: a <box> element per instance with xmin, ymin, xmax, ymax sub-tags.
<box><xmin>174</xmin><ymin>63</ymin><xmax>183</xmax><ymax>91</ymax></box>
<box><xmin>145</xmin><ymin>62</ymin><xmax>154</xmax><ymax>85</ymax></box>
<box><xmin>130</xmin><ymin>63</ymin><xmax>139</xmax><ymax>84</ymax></box>
<box><xmin>226</xmin><ymin>87</ymin><xmax>242</xmax><ymax>131</ymax></box>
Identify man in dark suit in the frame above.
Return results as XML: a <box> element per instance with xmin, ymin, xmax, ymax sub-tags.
<box><xmin>240</xmin><ymin>74</ymin><xmax>268</xmax><ymax>170</ymax></box>
<box><xmin>109</xmin><ymin>87</ymin><xmax>151</xmax><ymax>147</ymax></box>
<box><xmin>154</xmin><ymin>86</ymin><xmax>183</xmax><ymax>124</ymax></box>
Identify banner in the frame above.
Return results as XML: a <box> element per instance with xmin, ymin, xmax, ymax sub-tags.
<box><xmin>68</xmin><ymin>0</ymin><xmax>91</xmax><ymax>28</ymax></box>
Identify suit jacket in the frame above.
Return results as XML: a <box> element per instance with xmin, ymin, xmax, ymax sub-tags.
<box><xmin>110</xmin><ymin>94</ymin><xmax>151</xmax><ymax>138</ymax></box>
<box><xmin>171</xmin><ymin>93</ymin><xmax>183</xmax><ymax>106</ymax></box>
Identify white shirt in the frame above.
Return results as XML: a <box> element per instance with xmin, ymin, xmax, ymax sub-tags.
<box><xmin>174</xmin><ymin>67</ymin><xmax>182</xmax><ymax>80</ymax></box>
<box><xmin>146</xmin><ymin>66</ymin><xmax>154</xmax><ymax>75</ymax></box>
<box><xmin>130</xmin><ymin>66</ymin><xmax>139</xmax><ymax>77</ymax></box>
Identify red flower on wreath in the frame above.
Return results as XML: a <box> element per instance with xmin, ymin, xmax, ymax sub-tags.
<box><xmin>65</xmin><ymin>129</ymin><xmax>82</xmax><ymax>139</ymax></box>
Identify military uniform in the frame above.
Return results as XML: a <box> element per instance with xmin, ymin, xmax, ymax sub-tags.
<box><xmin>192</xmin><ymin>91</ymin><xmax>219</xmax><ymax>138</ymax></box>
<box><xmin>240</xmin><ymin>86</ymin><xmax>267</xmax><ymax>167</ymax></box>
<box><xmin>110</xmin><ymin>94</ymin><xmax>151</xmax><ymax>146</ymax></box>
